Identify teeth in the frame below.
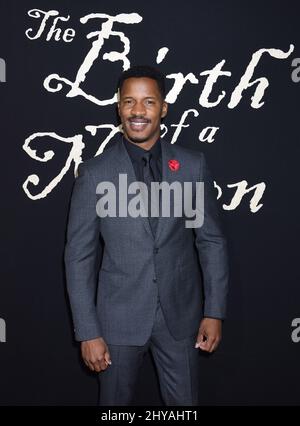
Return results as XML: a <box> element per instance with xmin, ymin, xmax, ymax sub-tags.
<box><xmin>131</xmin><ymin>122</ymin><xmax>147</xmax><ymax>125</ymax></box>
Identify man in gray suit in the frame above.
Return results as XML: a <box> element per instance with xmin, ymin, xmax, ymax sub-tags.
<box><xmin>64</xmin><ymin>65</ymin><xmax>229</xmax><ymax>405</ymax></box>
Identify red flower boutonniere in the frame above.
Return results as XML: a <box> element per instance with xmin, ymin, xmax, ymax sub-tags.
<box><xmin>168</xmin><ymin>159</ymin><xmax>180</xmax><ymax>172</ymax></box>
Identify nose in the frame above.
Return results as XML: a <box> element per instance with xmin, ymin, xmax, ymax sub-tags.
<box><xmin>131</xmin><ymin>101</ymin><xmax>146</xmax><ymax>116</ymax></box>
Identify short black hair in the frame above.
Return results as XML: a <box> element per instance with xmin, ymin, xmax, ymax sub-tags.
<box><xmin>117</xmin><ymin>65</ymin><xmax>166</xmax><ymax>100</ymax></box>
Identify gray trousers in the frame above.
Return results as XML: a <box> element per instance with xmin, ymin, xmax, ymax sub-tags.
<box><xmin>98</xmin><ymin>297</ymin><xmax>201</xmax><ymax>406</ymax></box>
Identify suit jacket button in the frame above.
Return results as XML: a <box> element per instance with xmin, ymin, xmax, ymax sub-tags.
<box><xmin>153</xmin><ymin>278</ymin><xmax>157</xmax><ymax>282</ymax></box>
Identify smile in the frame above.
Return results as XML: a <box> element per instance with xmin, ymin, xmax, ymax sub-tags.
<box><xmin>128</xmin><ymin>121</ymin><xmax>149</xmax><ymax>131</ymax></box>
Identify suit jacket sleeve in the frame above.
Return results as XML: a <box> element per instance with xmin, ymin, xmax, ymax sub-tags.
<box><xmin>193</xmin><ymin>153</ymin><xmax>229</xmax><ymax>320</ymax></box>
<box><xmin>64</xmin><ymin>162</ymin><xmax>103</xmax><ymax>342</ymax></box>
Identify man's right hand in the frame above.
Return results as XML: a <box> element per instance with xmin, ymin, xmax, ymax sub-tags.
<box><xmin>81</xmin><ymin>337</ymin><xmax>112</xmax><ymax>372</ymax></box>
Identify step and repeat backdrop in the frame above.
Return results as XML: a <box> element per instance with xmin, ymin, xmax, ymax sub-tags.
<box><xmin>1</xmin><ymin>0</ymin><xmax>300</xmax><ymax>405</ymax></box>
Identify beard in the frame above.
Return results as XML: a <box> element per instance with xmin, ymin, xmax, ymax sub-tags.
<box><xmin>126</xmin><ymin>135</ymin><xmax>149</xmax><ymax>143</ymax></box>
<box><xmin>123</xmin><ymin>126</ymin><xmax>154</xmax><ymax>144</ymax></box>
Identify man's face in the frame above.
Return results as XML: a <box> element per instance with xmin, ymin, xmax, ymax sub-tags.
<box><xmin>118</xmin><ymin>77</ymin><xmax>168</xmax><ymax>145</ymax></box>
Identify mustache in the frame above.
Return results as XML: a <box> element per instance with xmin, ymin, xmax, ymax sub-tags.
<box><xmin>128</xmin><ymin>117</ymin><xmax>151</xmax><ymax>122</ymax></box>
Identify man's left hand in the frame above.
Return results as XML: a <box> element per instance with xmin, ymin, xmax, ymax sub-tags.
<box><xmin>195</xmin><ymin>318</ymin><xmax>222</xmax><ymax>352</ymax></box>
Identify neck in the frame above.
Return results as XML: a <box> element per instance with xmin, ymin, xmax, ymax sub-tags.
<box><xmin>123</xmin><ymin>134</ymin><xmax>160</xmax><ymax>151</ymax></box>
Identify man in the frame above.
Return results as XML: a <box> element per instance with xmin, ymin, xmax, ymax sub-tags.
<box><xmin>64</xmin><ymin>65</ymin><xmax>229</xmax><ymax>406</ymax></box>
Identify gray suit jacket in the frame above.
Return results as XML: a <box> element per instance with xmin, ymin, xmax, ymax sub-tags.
<box><xmin>64</xmin><ymin>136</ymin><xmax>229</xmax><ymax>345</ymax></box>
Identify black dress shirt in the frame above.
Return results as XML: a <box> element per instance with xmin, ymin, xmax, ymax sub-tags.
<box><xmin>122</xmin><ymin>135</ymin><xmax>162</xmax><ymax>183</ymax></box>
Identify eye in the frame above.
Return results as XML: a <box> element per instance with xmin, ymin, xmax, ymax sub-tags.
<box><xmin>123</xmin><ymin>99</ymin><xmax>133</xmax><ymax>104</ymax></box>
<box><xmin>146</xmin><ymin>100</ymin><xmax>154</xmax><ymax>105</ymax></box>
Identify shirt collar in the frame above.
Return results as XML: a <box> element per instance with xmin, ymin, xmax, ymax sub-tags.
<box><xmin>122</xmin><ymin>135</ymin><xmax>161</xmax><ymax>163</ymax></box>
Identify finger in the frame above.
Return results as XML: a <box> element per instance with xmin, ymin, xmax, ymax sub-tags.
<box><xmin>195</xmin><ymin>333</ymin><xmax>206</xmax><ymax>348</ymax></box>
<box><xmin>94</xmin><ymin>364</ymin><xmax>102</xmax><ymax>373</ymax></box>
<box><xmin>205</xmin><ymin>337</ymin><xmax>217</xmax><ymax>352</ymax></box>
<box><xmin>104</xmin><ymin>351</ymin><xmax>112</xmax><ymax>365</ymax></box>
<box><xmin>199</xmin><ymin>341</ymin><xmax>209</xmax><ymax>350</ymax></box>
<box><xmin>93</xmin><ymin>357</ymin><xmax>108</xmax><ymax>371</ymax></box>
<box><xmin>100</xmin><ymin>358</ymin><xmax>109</xmax><ymax>370</ymax></box>
<box><xmin>94</xmin><ymin>361</ymin><xmax>102</xmax><ymax>373</ymax></box>
<box><xmin>209</xmin><ymin>338</ymin><xmax>220</xmax><ymax>353</ymax></box>
<box><xmin>92</xmin><ymin>359</ymin><xmax>104</xmax><ymax>373</ymax></box>
<box><xmin>198</xmin><ymin>333</ymin><xmax>209</xmax><ymax>347</ymax></box>
<box><xmin>199</xmin><ymin>336</ymin><xmax>214</xmax><ymax>351</ymax></box>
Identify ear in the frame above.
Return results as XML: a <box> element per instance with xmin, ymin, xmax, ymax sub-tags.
<box><xmin>161</xmin><ymin>101</ymin><xmax>168</xmax><ymax>118</ymax></box>
<box><xmin>117</xmin><ymin>88</ymin><xmax>121</xmax><ymax>116</ymax></box>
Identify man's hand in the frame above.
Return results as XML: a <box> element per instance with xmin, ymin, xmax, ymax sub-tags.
<box><xmin>81</xmin><ymin>337</ymin><xmax>112</xmax><ymax>372</ymax></box>
<box><xmin>195</xmin><ymin>318</ymin><xmax>222</xmax><ymax>353</ymax></box>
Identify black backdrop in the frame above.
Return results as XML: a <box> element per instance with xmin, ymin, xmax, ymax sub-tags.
<box><xmin>1</xmin><ymin>0</ymin><xmax>300</xmax><ymax>406</ymax></box>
